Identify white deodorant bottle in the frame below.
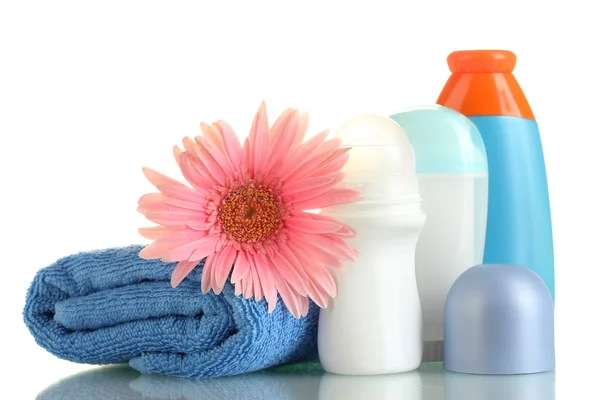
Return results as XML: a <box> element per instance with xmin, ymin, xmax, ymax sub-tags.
<box><xmin>318</xmin><ymin>114</ymin><xmax>425</xmax><ymax>375</ymax></box>
<box><xmin>390</xmin><ymin>105</ymin><xmax>488</xmax><ymax>361</ymax></box>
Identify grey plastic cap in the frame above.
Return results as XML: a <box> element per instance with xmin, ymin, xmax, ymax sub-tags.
<box><xmin>444</xmin><ymin>264</ymin><xmax>555</xmax><ymax>375</ymax></box>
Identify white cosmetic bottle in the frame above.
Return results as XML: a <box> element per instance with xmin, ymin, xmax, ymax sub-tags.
<box><xmin>318</xmin><ymin>114</ymin><xmax>425</xmax><ymax>375</ymax></box>
<box><xmin>390</xmin><ymin>105</ymin><xmax>488</xmax><ymax>361</ymax></box>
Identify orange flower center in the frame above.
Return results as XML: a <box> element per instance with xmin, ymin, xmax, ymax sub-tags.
<box><xmin>218</xmin><ymin>184</ymin><xmax>282</xmax><ymax>243</ymax></box>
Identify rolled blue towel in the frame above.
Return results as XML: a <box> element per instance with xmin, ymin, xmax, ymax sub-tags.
<box><xmin>24</xmin><ymin>245</ymin><xmax>319</xmax><ymax>378</ymax></box>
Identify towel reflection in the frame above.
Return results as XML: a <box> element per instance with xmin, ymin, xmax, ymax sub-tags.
<box><xmin>36</xmin><ymin>362</ymin><xmax>555</xmax><ymax>400</ymax></box>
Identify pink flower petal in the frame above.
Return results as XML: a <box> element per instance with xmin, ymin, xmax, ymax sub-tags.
<box><xmin>321</xmin><ymin>233</ymin><xmax>360</xmax><ymax>259</ymax></box>
<box><xmin>266</xmin><ymin>109</ymin><xmax>299</xmax><ymax>171</ymax></box>
<box><xmin>201</xmin><ymin>254</ymin><xmax>215</xmax><ymax>294</ymax></box>
<box><xmin>238</xmin><ymin>278</ymin><xmax>246</xmax><ymax>297</ymax></box>
<box><xmin>304</xmin><ymin>263</ymin><xmax>337</xmax><ymax>298</ymax></box>
<box><xmin>275</xmin><ymin>242</ymin><xmax>309</xmax><ymax>278</ymax></box>
<box><xmin>163</xmin><ymin>234</ymin><xmax>219</xmax><ymax>262</ymax></box>
<box><xmin>136</xmin><ymin>202</ymin><xmax>171</xmax><ymax>214</ymax></box>
<box><xmin>138</xmin><ymin>226</ymin><xmax>175</xmax><ymax>240</ymax></box>
<box><xmin>195</xmin><ymin>135</ymin><xmax>236</xmax><ymax>176</ymax></box>
<box><xmin>171</xmin><ymin>260</ymin><xmax>198</xmax><ymax>288</ymax></box>
<box><xmin>186</xmin><ymin>222</ymin><xmax>212</xmax><ymax>231</ymax></box>
<box><xmin>286</xmin><ymin>234</ymin><xmax>343</xmax><ymax>269</ymax></box>
<box><xmin>242</xmin><ymin>137</ymin><xmax>253</xmax><ymax>175</ymax></box>
<box><xmin>294</xmin><ymin>112</ymin><xmax>309</xmax><ymax>147</ymax></box>
<box><xmin>279</xmin><ymin>130</ymin><xmax>330</xmax><ymax>181</ymax></box>
<box><xmin>271</xmin><ymin>250</ymin><xmax>307</xmax><ymax>296</ymax></box>
<box><xmin>285</xmin><ymin>138</ymin><xmax>343</xmax><ymax>183</ymax></box>
<box><xmin>249</xmin><ymin>255</ymin><xmax>263</xmax><ymax>301</ymax></box>
<box><xmin>300</xmin><ymin>294</ymin><xmax>310</xmax><ymax>317</ymax></box>
<box><xmin>268</xmin><ymin>108</ymin><xmax>295</xmax><ymax>141</ymax></box>
<box><xmin>179</xmin><ymin>152</ymin><xmax>219</xmax><ymax>190</ymax></box>
<box><xmin>289</xmin><ymin>242</ymin><xmax>337</xmax><ymax>298</ymax></box>
<box><xmin>254</xmin><ymin>252</ymin><xmax>277</xmax><ymax>311</ymax></box>
<box><xmin>188</xmin><ymin>234</ymin><xmax>221</xmax><ymax>262</ymax></box>
<box><xmin>156</xmin><ymin>183</ymin><xmax>207</xmax><ymax>204</ymax></box>
<box><xmin>286</xmin><ymin>216</ymin><xmax>343</xmax><ymax>234</ymax></box>
<box><xmin>142</xmin><ymin>167</ymin><xmax>186</xmax><ymax>188</ymax></box>
<box><xmin>155</xmin><ymin>197</ymin><xmax>207</xmax><ymax>211</ymax></box>
<box><xmin>248</xmin><ymin>101</ymin><xmax>270</xmax><ymax>174</ymax></box>
<box><xmin>181</xmin><ymin>136</ymin><xmax>197</xmax><ymax>152</ymax></box>
<box><xmin>173</xmin><ymin>145</ymin><xmax>182</xmax><ymax>165</ymax></box>
<box><xmin>306</xmin><ymin>213</ymin><xmax>358</xmax><ymax>237</ymax></box>
<box><xmin>254</xmin><ymin>241</ymin><xmax>268</xmax><ymax>256</ymax></box>
<box><xmin>142</xmin><ymin>209</ymin><xmax>209</xmax><ymax>228</ymax></box>
<box><xmin>213</xmin><ymin>120</ymin><xmax>243</xmax><ymax>173</ymax></box>
<box><xmin>242</xmin><ymin>271</ymin><xmax>253</xmax><ymax>299</ymax></box>
<box><xmin>190</xmin><ymin>141</ymin><xmax>227</xmax><ymax>185</ymax></box>
<box><xmin>283</xmin><ymin>174</ymin><xmax>336</xmax><ymax>195</ymax></box>
<box><xmin>306</xmin><ymin>148</ymin><xmax>351</xmax><ymax>179</ymax></box>
<box><xmin>276</xmin><ymin>243</ymin><xmax>331</xmax><ymax>308</ymax></box>
<box><xmin>138</xmin><ymin>192</ymin><xmax>167</xmax><ymax>208</ymax></box>
<box><xmin>333</xmin><ymin>225</ymin><xmax>358</xmax><ymax>237</ymax></box>
<box><xmin>231</xmin><ymin>250</ymin><xmax>251</xmax><ymax>283</ymax></box>
<box><xmin>293</xmin><ymin>231</ymin><xmax>357</xmax><ymax>261</ymax></box>
<box><xmin>234</xmin><ymin>282</ymin><xmax>243</xmax><ymax>296</ymax></box>
<box><xmin>209</xmin><ymin>249</ymin><xmax>221</xmax><ymax>292</ymax></box>
<box><xmin>139</xmin><ymin>229</ymin><xmax>208</xmax><ymax>259</ymax></box>
<box><xmin>263</xmin><ymin>241</ymin><xmax>276</xmax><ymax>258</ymax></box>
<box><xmin>271</xmin><ymin>271</ymin><xmax>303</xmax><ymax>319</ymax></box>
<box><xmin>293</xmin><ymin>188</ymin><xmax>361</xmax><ymax>210</ymax></box>
<box><xmin>200</xmin><ymin>122</ymin><xmax>223</xmax><ymax>149</ymax></box>
<box><xmin>287</xmin><ymin>172</ymin><xmax>345</xmax><ymax>204</ymax></box>
<box><xmin>162</xmin><ymin>228</ymin><xmax>209</xmax><ymax>242</ymax></box>
<box><xmin>304</xmin><ymin>279</ymin><xmax>329</xmax><ymax>308</ymax></box>
<box><xmin>212</xmin><ymin>245</ymin><xmax>237</xmax><ymax>295</ymax></box>
<box><xmin>181</xmin><ymin>136</ymin><xmax>224</xmax><ymax>185</ymax></box>
<box><xmin>139</xmin><ymin>242</ymin><xmax>174</xmax><ymax>260</ymax></box>
<box><xmin>215</xmin><ymin>233</ymin><xmax>228</xmax><ymax>252</ymax></box>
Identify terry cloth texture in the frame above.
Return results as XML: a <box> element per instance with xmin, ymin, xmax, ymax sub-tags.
<box><xmin>24</xmin><ymin>245</ymin><xmax>319</xmax><ymax>378</ymax></box>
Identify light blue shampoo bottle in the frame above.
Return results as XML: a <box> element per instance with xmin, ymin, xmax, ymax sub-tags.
<box><xmin>437</xmin><ymin>50</ymin><xmax>554</xmax><ymax>300</ymax></box>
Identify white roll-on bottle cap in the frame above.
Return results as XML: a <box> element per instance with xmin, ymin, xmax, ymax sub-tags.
<box><xmin>330</xmin><ymin>114</ymin><xmax>422</xmax><ymax>214</ymax></box>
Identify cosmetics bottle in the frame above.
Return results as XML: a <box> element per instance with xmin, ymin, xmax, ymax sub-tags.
<box><xmin>444</xmin><ymin>264</ymin><xmax>555</xmax><ymax>375</ymax></box>
<box><xmin>318</xmin><ymin>114</ymin><xmax>424</xmax><ymax>375</ymax></box>
<box><xmin>390</xmin><ymin>105</ymin><xmax>488</xmax><ymax>361</ymax></box>
<box><xmin>437</xmin><ymin>50</ymin><xmax>554</xmax><ymax>299</ymax></box>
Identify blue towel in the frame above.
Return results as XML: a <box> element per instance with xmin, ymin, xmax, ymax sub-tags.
<box><xmin>24</xmin><ymin>245</ymin><xmax>319</xmax><ymax>378</ymax></box>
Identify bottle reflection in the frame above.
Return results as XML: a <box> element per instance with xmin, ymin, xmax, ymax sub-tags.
<box><xmin>319</xmin><ymin>370</ymin><xmax>422</xmax><ymax>400</ymax></box>
<box><xmin>443</xmin><ymin>368</ymin><xmax>555</xmax><ymax>400</ymax></box>
<box><xmin>420</xmin><ymin>363</ymin><xmax>555</xmax><ymax>400</ymax></box>
<box><xmin>36</xmin><ymin>362</ymin><xmax>555</xmax><ymax>400</ymax></box>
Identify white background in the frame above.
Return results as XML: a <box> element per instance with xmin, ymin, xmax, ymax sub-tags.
<box><xmin>1</xmin><ymin>1</ymin><xmax>598</xmax><ymax>398</ymax></box>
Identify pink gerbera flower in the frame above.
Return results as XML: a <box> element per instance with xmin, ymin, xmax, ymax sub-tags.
<box><xmin>138</xmin><ymin>102</ymin><xmax>361</xmax><ymax>318</ymax></box>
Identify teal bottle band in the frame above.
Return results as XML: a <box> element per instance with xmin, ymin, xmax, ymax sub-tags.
<box><xmin>390</xmin><ymin>105</ymin><xmax>487</xmax><ymax>174</ymax></box>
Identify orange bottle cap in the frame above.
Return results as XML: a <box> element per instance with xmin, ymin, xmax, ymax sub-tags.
<box><xmin>447</xmin><ymin>50</ymin><xmax>516</xmax><ymax>73</ymax></box>
<box><xmin>437</xmin><ymin>50</ymin><xmax>535</xmax><ymax>120</ymax></box>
